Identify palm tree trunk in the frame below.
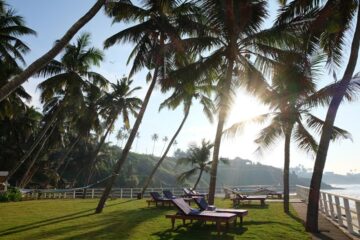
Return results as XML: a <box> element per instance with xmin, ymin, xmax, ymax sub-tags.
<box><xmin>8</xmin><ymin>105</ymin><xmax>62</xmax><ymax>179</ymax></box>
<box><xmin>95</xmin><ymin>68</ymin><xmax>158</xmax><ymax>213</ymax></box>
<box><xmin>283</xmin><ymin>130</ymin><xmax>291</xmax><ymax>214</ymax></box>
<box><xmin>306</xmin><ymin>4</ymin><xmax>360</xmax><ymax>232</ymax></box>
<box><xmin>0</xmin><ymin>0</ymin><xmax>106</xmax><ymax>102</ymax></box>
<box><xmin>208</xmin><ymin>59</ymin><xmax>234</xmax><ymax>205</ymax></box>
<box><xmin>18</xmin><ymin>126</ymin><xmax>56</xmax><ymax>188</ymax></box>
<box><xmin>141</xmin><ymin>106</ymin><xmax>190</xmax><ymax>196</ymax></box>
<box><xmin>83</xmin><ymin>117</ymin><xmax>116</xmax><ymax>198</ymax></box>
<box><xmin>21</xmin><ymin>165</ymin><xmax>40</xmax><ymax>189</ymax></box>
<box><xmin>193</xmin><ymin>168</ymin><xmax>203</xmax><ymax>190</ymax></box>
<box><xmin>56</xmin><ymin>136</ymin><xmax>81</xmax><ymax>172</ymax></box>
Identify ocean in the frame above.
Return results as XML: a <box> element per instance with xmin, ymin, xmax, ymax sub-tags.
<box><xmin>326</xmin><ymin>184</ymin><xmax>360</xmax><ymax>199</ymax></box>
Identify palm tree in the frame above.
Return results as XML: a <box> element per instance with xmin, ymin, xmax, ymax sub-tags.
<box><xmin>177</xmin><ymin>139</ymin><xmax>228</xmax><ymax>190</ymax></box>
<box><xmin>140</xmin><ymin>58</ymin><xmax>215</xmax><ymax>196</ymax></box>
<box><xmin>172</xmin><ymin>0</ymin><xmax>291</xmax><ymax>204</ymax></box>
<box><xmin>173</xmin><ymin>140</ymin><xmax>178</xmax><ymax>152</ymax></box>
<box><xmin>83</xmin><ymin>77</ymin><xmax>142</xmax><ymax>196</ymax></box>
<box><xmin>135</xmin><ymin>132</ymin><xmax>140</xmax><ymax>152</ymax></box>
<box><xmin>160</xmin><ymin>136</ymin><xmax>168</xmax><ymax>155</ymax></box>
<box><xmin>95</xmin><ymin>0</ymin><xmax>201</xmax><ymax>213</ymax></box>
<box><xmin>151</xmin><ymin>133</ymin><xmax>159</xmax><ymax>156</ymax></box>
<box><xmin>11</xmin><ymin>33</ymin><xmax>108</xmax><ymax>181</ymax></box>
<box><xmin>275</xmin><ymin>0</ymin><xmax>360</xmax><ymax>231</ymax></box>
<box><xmin>0</xmin><ymin>0</ymin><xmax>106</xmax><ymax>102</ymax></box>
<box><xmin>0</xmin><ymin>0</ymin><xmax>36</xmax><ymax>69</ymax></box>
<box><xmin>226</xmin><ymin>53</ymin><xmax>351</xmax><ymax>213</ymax></box>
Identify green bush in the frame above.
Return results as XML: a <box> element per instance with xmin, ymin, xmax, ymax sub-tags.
<box><xmin>0</xmin><ymin>187</ymin><xmax>22</xmax><ymax>202</ymax></box>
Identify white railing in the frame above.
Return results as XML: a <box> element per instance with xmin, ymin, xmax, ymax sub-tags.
<box><xmin>296</xmin><ymin>185</ymin><xmax>360</xmax><ymax>237</ymax></box>
<box><xmin>21</xmin><ymin>184</ymin><xmax>291</xmax><ymax>200</ymax></box>
<box><xmin>21</xmin><ymin>187</ymin><xmax>220</xmax><ymax>200</ymax></box>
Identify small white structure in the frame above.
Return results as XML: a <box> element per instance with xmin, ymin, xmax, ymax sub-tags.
<box><xmin>0</xmin><ymin>171</ymin><xmax>8</xmax><ymax>192</ymax></box>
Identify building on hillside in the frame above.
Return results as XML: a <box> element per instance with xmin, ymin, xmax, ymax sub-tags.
<box><xmin>0</xmin><ymin>171</ymin><xmax>8</xmax><ymax>192</ymax></box>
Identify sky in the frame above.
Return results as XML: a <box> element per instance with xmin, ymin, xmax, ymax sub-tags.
<box><xmin>7</xmin><ymin>0</ymin><xmax>360</xmax><ymax>175</ymax></box>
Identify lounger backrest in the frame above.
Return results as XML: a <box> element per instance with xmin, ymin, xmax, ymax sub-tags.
<box><xmin>183</xmin><ymin>188</ymin><xmax>191</xmax><ymax>195</ymax></box>
<box><xmin>191</xmin><ymin>189</ymin><xmax>198</xmax><ymax>194</ymax></box>
<box><xmin>150</xmin><ymin>192</ymin><xmax>161</xmax><ymax>200</ymax></box>
<box><xmin>236</xmin><ymin>194</ymin><xmax>245</xmax><ymax>199</ymax></box>
<box><xmin>194</xmin><ymin>197</ymin><xmax>208</xmax><ymax>210</ymax></box>
<box><xmin>172</xmin><ymin>198</ymin><xmax>192</xmax><ymax>215</ymax></box>
<box><xmin>163</xmin><ymin>190</ymin><xmax>175</xmax><ymax>199</ymax></box>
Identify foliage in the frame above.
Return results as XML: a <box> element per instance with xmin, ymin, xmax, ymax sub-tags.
<box><xmin>0</xmin><ymin>187</ymin><xmax>22</xmax><ymax>202</ymax></box>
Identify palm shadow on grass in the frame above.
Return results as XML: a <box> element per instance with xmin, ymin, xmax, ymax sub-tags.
<box><xmin>0</xmin><ymin>199</ymin><xmax>136</xmax><ymax>237</ymax></box>
<box><xmin>287</xmin><ymin>211</ymin><xmax>303</xmax><ymax>224</ymax></box>
<box><xmin>233</xmin><ymin>204</ymin><xmax>269</xmax><ymax>209</ymax></box>
<box><xmin>152</xmin><ymin>221</ymin><xmax>248</xmax><ymax>240</ymax></box>
<box><xmin>24</xmin><ymin>206</ymin><xmax>169</xmax><ymax>240</ymax></box>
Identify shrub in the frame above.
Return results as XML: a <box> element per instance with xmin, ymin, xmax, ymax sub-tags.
<box><xmin>0</xmin><ymin>187</ymin><xmax>22</xmax><ymax>202</ymax></box>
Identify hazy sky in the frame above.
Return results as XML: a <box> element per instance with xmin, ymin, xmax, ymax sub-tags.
<box><xmin>8</xmin><ymin>0</ymin><xmax>360</xmax><ymax>174</ymax></box>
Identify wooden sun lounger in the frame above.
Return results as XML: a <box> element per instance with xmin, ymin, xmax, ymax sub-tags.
<box><xmin>194</xmin><ymin>197</ymin><xmax>248</xmax><ymax>226</ymax></box>
<box><xmin>183</xmin><ymin>188</ymin><xmax>208</xmax><ymax>198</ymax></box>
<box><xmin>163</xmin><ymin>190</ymin><xmax>194</xmax><ymax>205</ymax></box>
<box><xmin>166</xmin><ymin>198</ymin><xmax>237</xmax><ymax>235</ymax></box>
<box><xmin>253</xmin><ymin>188</ymin><xmax>283</xmax><ymax>199</ymax></box>
<box><xmin>146</xmin><ymin>192</ymin><xmax>172</xmax><ymax>207</ymax></box>
<box><xmin>232</xmin><ymin>194</ymin><xmax>267</xmax><ymax>206</ymax></box>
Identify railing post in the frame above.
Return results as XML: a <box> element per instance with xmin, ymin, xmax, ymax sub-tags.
<box><xmin>130</xmin><ymin>188</ymin><xmax>133</xmax><ymax>199</ymax></box>
<box><xmin>73</xmin><ymin>190</ymin><xmax>76</xmax><ymax>199</ymax></box>
<box><xmin>343</xmin><ymin>198</ymin><xmax>354</xmax><ymax>233</ymax></box>
<box><xmin>120</xmin><ymin>188</ymin><xmax>123</xmax><ymax>199</ymax></box>
<box><xmin>91</xmin><ymin>189</ymin><xmax>94</xmax><ymax>199</ymax></box>
<box><xmin>64</xmin><ymin>192</ymin><xmax>67</xmax><ymax>199</ymax></box>
<box><xmin>319</xmin><ymin>193</ymin><xmax>324</xmax><ymax>213</ymax></box>
<box><xmin>334</xmin><ymin>196</ymin><xmax>343</xmax><ymax>226</ymax></box>
<box><xmin>356</xmin><ymin>201</ymin><xmax>360</xmax><ymax>233</ymax></box>
<box><xmin>327</xmin><ymin>193</ymin><xmax>335</xmax><ymax>220</ymax></box>
<box><xmin>322</xmin><ymin>192</ymin><xmax>330</xmax><ymax>216</ymax></box>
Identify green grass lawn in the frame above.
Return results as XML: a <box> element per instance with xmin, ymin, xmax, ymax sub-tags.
<box><xmin>0</xmin><ymin>199</ymin><xmax>310</xmax><ymax>240</ymax></box>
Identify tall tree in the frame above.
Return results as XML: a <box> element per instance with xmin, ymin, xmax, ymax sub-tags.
<box><xmin>276</xmin><ymin>0</ymin><xmax>360</xmax><ymax>231</ymax></box>
<box><xmin>0</xmin><ymin>0</ymin><xmax>106</xmax><ymax>102</ymax></box>
<box><xmin>226</xmin><ymin>53</ymin><xmax>352</xmax><ymax>213</ymax></box>
<box><xmin>177</xmin><ymin>139</ymin><xmax>228</xmax><ymax>190</ymax></box>
<box><xmin>151</xmin><ymin>133</ymin><xmax>159</xmax><ymax>156</ymax></box>
<box><xmin>84</xmin><ymin>77</ymin><xmax>142</xmax><ymax>189</ymax></box>
<box><xmin>135</xmin><ymin>132</ymin><xmax>140</xmax><ymax>151</ymax></box>
<box><xmin>0</xmin><ymin>0</ymin><xmax>36</xmax><ymax>69</ymax></box>
<box><xmin>14</xmin><ymin>33</ymin><xmax>108</xmax><ymax>182</ymax></box>
<box><xmin>95</xmin><ymin>0</ymin><xmax>200</xmax><ymax>213</ymax></box>
<box><xmin>160</xmin><ymin>136</ymin><xmax>168</xmax><ymax>155</ymax></box>
<box><xmin>174</xmin><ymin>0</ymin><xmax>291</xmax><ymax>204</ymax></box>
<box><xmin>140</xmin><ymin>66</ymin><xmax>215</xmax><ymax>196</ymax></box>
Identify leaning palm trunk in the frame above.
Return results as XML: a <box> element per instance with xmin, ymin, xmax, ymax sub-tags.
<box><xmin>83</xmin><ymin>117</ymin><xmax>116</xmax><ymax>198</ymax></box>
<box><xmin>8</xmin><ymin>105</ymin><xmax>62</xmax><ymax>179</ymax></box>
<box><xmin>0</xmin><ymin>0</ymin><xmax>106</xmax><ymax>102</ymax></box>
<box><xmin>306</xmin><ymin>4</ymin><xmax>360</xmax><ymax>232</ymax></box>
<box><xmin>140</xmin><ymin>106</ymin><xmax>190</xmax><ymax>196</ymax></box>
<box><xmin>283</xmin><ymin>130</ymin><xmax>291</xmax><ymax>213</ymax></box>
<box><xmin>21</xmin><ymin>165</ymin><xmax>39</xmax><ymax>189</ymax></box>
<box><xmin>193</xmin><ymin>168</ymin><xmax>204</xmax><ymax>190</ymax></box>
<box><xmin>55</xmin><ymin>136</ymin><xmax>81</xmax><ymax>172</ymax></box>
<box><xmin>95</xmin><ymin>69</ymin><xmax>158</xmax><ymax>213</ymax></box>
<box><xmin>18</xmin><ymin>126</ymin><xmax>56</xmax><ymax>188</ymax></box>
<box><xmin>208</xmin><ymin>60</ymin><xmax>234</xmax><ymax>205</ymax></box>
